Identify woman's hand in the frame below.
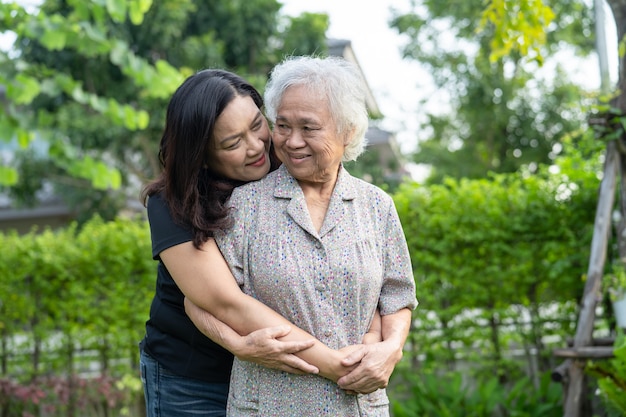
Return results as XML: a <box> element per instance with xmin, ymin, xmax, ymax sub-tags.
<box><xmin>316</xmin><ymin>344</ymin><xmax>362</xmax><ymax>383</ymax></box>
<box><xmin>235</xmin><ymin>326</ymin><xmax>319</xmax><ymax>374</ymax></box>
<box><xmin>337</xmin><ymin>308</ymin><xmax>412</xmax><ymax>394</ymax></box>
<box><xmin>336</xmin><ymin>340</ymin><xmax>402</xmax><ymax>394</ymax></box>
<box><xmin>184</xmin><ymin>298</ymin><xmax>319</xmax><ymax>375</ymax></box>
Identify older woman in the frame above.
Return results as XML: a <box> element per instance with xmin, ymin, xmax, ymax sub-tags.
<box><xmin>215</xmin><ymin>56</ymin><xmax>417</xmax><ymax>416</ymax></box>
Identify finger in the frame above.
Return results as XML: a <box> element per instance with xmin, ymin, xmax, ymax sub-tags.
<box><xmin>340</xmin><ymin>346</ymin><xmax>367</xmax><ymax>367</ymax></box>
<box><xmin>338</xmin><ymin>367</ymin><xmax>379</xmax><ymax>388</ymax></box>
<box><xmin>282</xmin><ymin>355</ymin><xmax>319</xmax><ymax>374</ymax></box>
<box><xmin>339</xmin><ymin>378</ymin><xmax>380</xmax><ymax>394</ymax></box>
<box><xmin>263</xmin><ymin>325</ymin><xmax>293</xmax><ymax>339</ymax></box>
<box><xmin>340</xmin><ymin>375</ymin><xmax>387</xmax><ymax>393</ymax></box>
<box><xmin>281</xmin><ymin>339</ymin><xmax>316</xmax><ymax>353</ymax></box>
<box><xmin>337</xmin><ymin>372</ymin><xmax>363</xmax><ymax>388</ymax></box>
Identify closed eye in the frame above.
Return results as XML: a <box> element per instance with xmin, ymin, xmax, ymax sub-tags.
<box><xmin>224</xmin><ymin>138</ymin><xmax>241</xmax><ymax>149</ymax></box>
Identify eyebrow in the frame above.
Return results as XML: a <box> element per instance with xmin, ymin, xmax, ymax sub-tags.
<box><xmin>218</xmin><ymin>111</ymin><xmax>263</xmax><ymax>145</ymax></box>
<box><xmin>275</xmin><ymin>115</ymin><xmax>319</xmax><ymax>125</ymax></box>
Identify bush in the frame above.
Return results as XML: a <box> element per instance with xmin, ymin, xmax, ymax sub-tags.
<box><xmin>0</xmin><ymin>216</ymin><xmax>153</xmax><ymax>416</ymax></box>
<box><xmin>587</xmin><ymin>331</ymin><xmax>626</xmax><ymax>415</ymax></box>
<box><xmin>391</xmin><ymin>369</ymin><xmax>562</xmax><ymax>417</ymax></box>
<box><xmin>393</xmin><ymin>170</ymin><xmax>597</xmax><ymax>375</ymax></box>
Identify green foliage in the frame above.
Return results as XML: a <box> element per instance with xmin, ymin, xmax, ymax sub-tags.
<box><xmin>390</xmin><ymin>0</ymin><xmax>594</xmax><ymax>183</ymax></box>
<box><xmin>391</xmin><ymin>369</ymin><xmax>562</xmax><ymax>417</ymax></box>
<box><xmin>479</xmin><ymin>0</ymin><xmax>555</xmax><ymax>65</ymax></box>
<box><xmin>344</xmin><ymin>146</ymin><xmax>406</xmax><ymax>193</ymax></box>
<box><xmin>393</xmin><ymin>159</ymin><xmax>598</xmax><ymax>372</ymax></box>
<box><xmin>279</xmin><ymin>12</ymin><xmax>330</xmax><ymax>58</ymax></box>
<box><xmin>0</xmin><ymin>216</ymin><xmax>153</xmax><ymax>415</ymax></box>
<box><xmin>0</xmin><ymin>216</ymin><xmax>153</xmax><ymax>378</ymax></box>
<box><xmin>587</xmin><ymin>332</ymin><xmax>626</xmax><ymax>415</ymax></box>
<box><xmin>0</xmin><ymin>0</ymin><xmax>185</xmax><ymax>214</ymax></box>
<box><xmin>0</xmin><ymin>0</ymin><xmax>329</xmax><ymax>221</ymax></box>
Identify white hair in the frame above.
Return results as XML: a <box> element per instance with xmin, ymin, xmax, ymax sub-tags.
<box><xmin>264</xmin><ymin>55</ymin><xmax>369</xmax><ymax>162</ymax></box>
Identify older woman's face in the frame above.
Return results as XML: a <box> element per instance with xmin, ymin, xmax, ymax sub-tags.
<box><xmin>272</xmin><ymin>85</ymin><xmax>346</xmax><ymax>184</ymax></box>
<box><xmin>207</xmin><ymin>94</ymin><xmax>272</xmax><ymax>182</ymax></box>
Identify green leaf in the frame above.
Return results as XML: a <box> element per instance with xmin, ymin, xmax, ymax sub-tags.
<box><xmin>136</xmin><ymin>110</ymin><xmax>150</xmax><ymax>130</ymax></box>
<box><xmin>128</xmin><ymin>0</ymin><xmax>153</xmax><ymax>25</ymax></box>
<box><xmin>16</xmin><ymin>129</ymin><xmax>33</xmax><ymax>147</ymax></box>
<box><xmin>106</xmin><ymin>0</ymin><xmax>127</xmax><ymax>23</ymax></box>
<box><xmin>123</xmin><ymin>105</ymin><xmax>137</xmax><ymax>130</ymax></box>
<box><xmin>67</xmin><ymin>156</ymin><xmax>122</xmax><ymax>190</ymax></box>
<box><xmin>109</xmin><ymin>39</ymin><xmax>127</xmax><ymax>65</ymax></box>
<box><xmin>40</xmin><ymin>28</ymin><xmax>67</xmax><ymax>50</ymax></box>
<box><xmin>93</xmin><ymin>162</ymin><xmax>122</xmax><ymax>189</ymax></box>
<box><xmin>9</xmin><ymin>74</ymin><xmax>41</xmax><ymax>104</ymax></box>
<box><xmin>0</xmin><ymin>114</ymin><xmax>17</xmax><ymax>142</ymax></box>
<box><xmin>0</xmin><ymin>166</ymin><xmax>18</xmax><ymax>186</ymax></box>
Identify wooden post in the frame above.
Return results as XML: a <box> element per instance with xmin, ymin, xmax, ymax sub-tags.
<box><xmin>561</xmin><ymin>1</ymin><xmax>626</xmax><ymax>415</ymax></box>
<box><xmin>563</xmin><ymin>140</ymin><xmax>619</xmax><ymax>417</ymax></box>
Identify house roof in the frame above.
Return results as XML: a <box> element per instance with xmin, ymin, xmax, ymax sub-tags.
<box><xmin>327</xmin><ymin>38</ymin><xmax>382</xmax><ymax>119</ymax></box>
<box><xmin>365</xmin><ymin>125</ymin><xmax>393</xmax><ymax>146</ymax></box>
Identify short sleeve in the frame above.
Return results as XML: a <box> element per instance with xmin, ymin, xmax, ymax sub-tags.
<box><xmin>378</xmin><ymin>198</ymin><xmax>418</xmax><ymax>315</ymax></box>
<box><xmin>214</xmin><ymin>189</ymin><xmax>248</xmax><ymax>286</ymax></box>
<box><xmin>147</xmin><ymin>193</ymin><xmax>193</xmax><ymax>260</ymax></box>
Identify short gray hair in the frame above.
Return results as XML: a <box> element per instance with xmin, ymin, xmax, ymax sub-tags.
<box><xmin>264</xmin><ymin>55</ymin><xmax>369</xmax><ymax>162</ymax></box>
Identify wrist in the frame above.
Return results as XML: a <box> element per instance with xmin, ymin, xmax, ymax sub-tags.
<box><xmin>381</xmin><ymin>339</ymin><xmax>403</xmax><ymax>365</ymax></box>
<box><xmin>318</xmin><ymin>350</ymin><xmax>345</xmax><ymax>382</ymax></box>
<box><xmin>224</xmin><ymin>332</ymin><xmax>248</xmax><ymax>358</ymax></box>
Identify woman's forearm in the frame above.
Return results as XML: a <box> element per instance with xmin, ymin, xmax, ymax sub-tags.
<box><xmin>160</xmin><ymin>239</ymin><xmax>351</xmax><ymax>380</ymax></box>
<box><xmin>183</xmin><ymin>298</ymin><xmax>319</xmax><ymax>375</ymax></box>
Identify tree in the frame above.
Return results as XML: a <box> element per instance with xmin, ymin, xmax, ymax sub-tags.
<box><xmin>425</xmin><ymin>1</ymin><xmax>626</xmax><ymax>415</ymax></box>
<box><xmin>0</xmin><ymin>0</ymin><xmax>329</xmax><ymax>221</ymax></box>
<box><xmin>390</xmin><ymin>0</ymin><xmax>595</xmax><ymax>183</ymax></box>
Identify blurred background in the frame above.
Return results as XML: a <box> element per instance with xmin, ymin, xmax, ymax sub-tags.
<box><xmin>1</xmin><ymin>0</ymin><xmax>626</xmax><ymax>416</ymax></box>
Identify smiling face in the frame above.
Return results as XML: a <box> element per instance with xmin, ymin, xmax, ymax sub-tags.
<box><xmin>271</xmin><ymin>85</ymin><xmax>347</xmax><ymax>185</ymax></box>
<box><xmin>207</xmin><ymin>94</ymin><xmax>272</xmax><ymax>182</ymax></box>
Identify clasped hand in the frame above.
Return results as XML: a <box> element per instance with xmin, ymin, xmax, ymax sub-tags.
<box><xmin>336</xmin><ymin>341</ymin><xmax>400</xmax><ymax>395</ymax></box>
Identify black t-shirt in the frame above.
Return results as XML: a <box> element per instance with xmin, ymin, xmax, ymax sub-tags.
<box><xmin>141</xmin><ymin>193</ymin><xmax>234</xmax><ymax>382</ymax></box>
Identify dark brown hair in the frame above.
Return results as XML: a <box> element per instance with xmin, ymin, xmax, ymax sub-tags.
<box><xmin>141</xmin><ymin>69</ymin><xmax>279</xmax><ymax>248</ymax></box>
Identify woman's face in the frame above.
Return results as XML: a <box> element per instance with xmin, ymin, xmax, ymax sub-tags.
<box><xmin>271</xmin><ymin>85</ymin><xmax>346</xmax><ymax>184</ymax></box>
<box><xmin>208</xmin><ymin>95</ymin><xmax>272</xmax><ymax>182</ymax></box>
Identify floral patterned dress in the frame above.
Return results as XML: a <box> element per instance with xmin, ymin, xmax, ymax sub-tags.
<box><xmin>216</xmin><ymin>165</ymin><xmax>418</xmax><ymax>417</ymax></box>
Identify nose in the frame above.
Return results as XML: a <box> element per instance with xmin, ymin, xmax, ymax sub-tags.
<box><xmin>285</xmin><ymin>129</ymin><xmax>305</xmax><ymax>148</ymax></box>
<box><xmin>246</xmin><ymin>133</ymin><xmax>266</xmax><ymax>155</ymax></box>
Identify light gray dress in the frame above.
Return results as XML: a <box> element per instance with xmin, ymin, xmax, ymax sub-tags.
<box><xmin>216</xmin><ymin>165</ymin><xmax>418</xmax><ymax>417</ymax></box>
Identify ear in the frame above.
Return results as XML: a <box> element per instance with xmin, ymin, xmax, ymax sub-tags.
<box><xmin>343</xmin><ymin>127</ymin><xmax>356</xmax><ymax>146</ymax></box>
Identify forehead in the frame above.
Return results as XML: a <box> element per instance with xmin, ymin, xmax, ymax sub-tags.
<box><xmin>214</xmin><ymin>96</ymin><xmax>258</xmax><ymax>128</ymax></box>
<box><xmin>277</xmin><ymin>85</ymin><xmax>330</xmax><ymax>120</ymax></box>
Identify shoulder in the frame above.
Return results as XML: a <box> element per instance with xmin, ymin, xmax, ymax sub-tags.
<box><xmin>146</xmin><ymin>192</ymin><xmax>169</xmax><ymax>218</ymax></box>
<box><xmin>342</xmin><ymin>169</ymin><xmax>394</xmax><ymax>206</ymax></box>
<box><xmin>230</xmin><ymin>170</ymin><xmax>280</xmax><ymax>200</ymax></box>
<box><xmin>146</xmin><ymin>192</ymin><xmax>191</xmax><ymax>233</ymax></box>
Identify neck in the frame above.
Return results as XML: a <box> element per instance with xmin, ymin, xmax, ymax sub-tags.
<box><xmin>298</xmin><ymin>165</ymin><xmax>340</xmax><ymax>200</ymax></box>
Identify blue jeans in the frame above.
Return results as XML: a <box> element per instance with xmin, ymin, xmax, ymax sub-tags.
<box><xmin>140</xmin><ymin>349</ymin><xmax>229</xmax><ymax>417</ymax></box>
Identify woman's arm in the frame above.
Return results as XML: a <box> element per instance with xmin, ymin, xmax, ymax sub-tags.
<box><xmin>161</xmin><ymin>238</ymin><xmax>356</xmax><ymax>382</ymax></box>
<box><xmin>362</xmin><ymin>309</ymin><xmax>382</xmax><ymax>345</ymax></box>
<box><xmin>183</xmin><ymin>298</ymin><xmax>318</xmax><ymax>375</ymax></box>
